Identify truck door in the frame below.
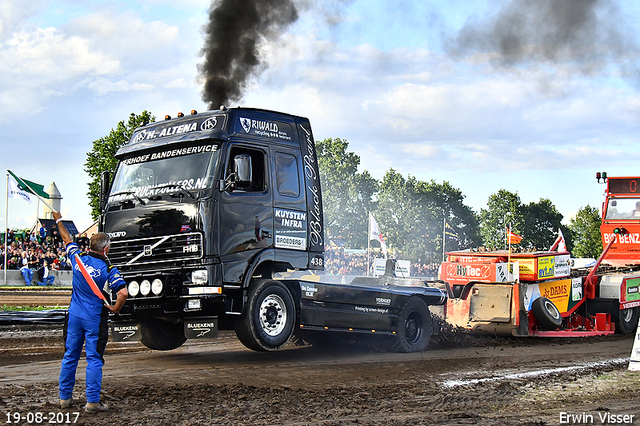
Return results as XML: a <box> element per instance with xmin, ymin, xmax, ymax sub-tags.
<box><xmin>271</xmin><ymin>149</ymin><xmax>308</xmax><ymax>267</ymax></box>
<box><xmin>219</xmin><ymin>144</ymin><xmax>273</xmax><ymax>283</ymax></box>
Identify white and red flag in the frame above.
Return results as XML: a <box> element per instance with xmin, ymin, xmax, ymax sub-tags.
<box><xmin>369</xmin><ymin>212</ymin><xmax>387</xmax><ymax>257</ymax></box>
<box><xmin>549</xmin><ymin>228</ymin><xmax>567</xmax><ymax>252</ymax></box>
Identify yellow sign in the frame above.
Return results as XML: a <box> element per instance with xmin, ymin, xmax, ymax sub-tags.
<box><xmin>537</xmin><ymin>256</ymin><xmax>555</xmax><ymax>279</ymax></box>
<box><xmin>518</xmin><ymin>259</ymin><xmax>536</xmax><ymax>279</ymax></box>
<box><xmin>538</xmin><ymin>279</ymin><xmax>572</xmax><ymax>313</ymax></box>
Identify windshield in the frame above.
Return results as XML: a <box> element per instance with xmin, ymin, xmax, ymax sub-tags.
<box><xmin>605</xmin><ymin>198</ymin><xmax>640</xmax><ymax>219</ymax></box>
<box><xmin>109</xmin><ymin>143</ymin><xmax>220</xmax><ymax>203</ymax></box>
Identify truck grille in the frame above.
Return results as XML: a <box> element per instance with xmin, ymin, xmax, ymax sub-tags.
<box><xmin>108</xmin><ymin>233</ymin><xmax>203</xmax><ymax>267</ymax></box>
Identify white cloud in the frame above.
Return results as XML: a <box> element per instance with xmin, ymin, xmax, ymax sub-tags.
<box><xmin>66</xmin><ymin>9</ymin><xmax>180</xmax><ymax>63</ymax></box>
<box><xmin>1</xmin><ymin>27</ymin><xmax>120</xmax><ymax>77</ymax></box>
<box><xmin>401</xmin><ymin>144</ymin><xmax>446</xmax><ymax>159</ymax></box>
<box><xmin>164</xmin><ymin>78</ymin><xmax>190</xmax><ymax>89</ymax></box>
<box><xmin>0</xmin><ymin>0</ymin><xmax>47</xmax><ymax>42</ymax></box>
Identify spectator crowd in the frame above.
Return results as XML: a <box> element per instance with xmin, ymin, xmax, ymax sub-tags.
<box><xmin>324</xmin><ymin>246</ymin><xmax>439</xmax><ymax>277</ymax></box>
<box><xmin>1</xmin><ymin>224</ymin><xmax>89</xmax><ymax>286</ymax></box>
<box><xmin>2</xmin><ymin>228</ymin><xmax>441</xmax><ymax>284</ymax></box>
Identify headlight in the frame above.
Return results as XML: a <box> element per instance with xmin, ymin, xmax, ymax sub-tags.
<box><xmin>151</xmin><ymin>279</ymin><xmax>163</xmax><ymax>295</ymax></box>
<box><xmin>140</xmin><ymin>279</ymin><xmax>151</xmax><ymax>296</ymax></box>
<box><xmin>187</xmin><ymin>299</ymin><xmax>201</xmax><ymax>310</ymax></box>
<box><xmin>128</xmin><ymin>281</ymin><xmax>139</xmax><ymax>297</ymax></box>
<box><xmin>192</xmin><ymin>270</ymin><xmax>208</xmax><ymax>285</ymax></box>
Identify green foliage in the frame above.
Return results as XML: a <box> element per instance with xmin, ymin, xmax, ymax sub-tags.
<box><xmin>568</xmin><ymin>205</ymin><xmax>602</xmax><ymax>258</ymax></box>
<box><xmin>479</xmin><ymin>189</ymin><xmax>525</xmax><ymax>249</ymax></box>
<box><xmin>376</xmin><ymin>170</ymin><xmax>479</xmax><ymax>262</ymax></box>
<box><xmin>84</xmin><ymin>111</ymin><xmax>154</xmax><ymax>220</ymax></box>
<box><xmin>316</xmin><ymin>138</ymin><xmax>378</xmax><ymax>247</ymax></box>
<box><xmin>523</xmin><ymin>198</ymin><xmax>566</xmax><ymax>250</ymax></box>
<box><xmin>0</xmin><ymin>304</ymin><xmax>64</xmax><ymax>311</ymax></box>
<box><xmin>376</xmin><ymin>170</ymin><xmax>425</xmax><ymax>259</ymax></box>
<box><xmin>316</xmin><ymin>138</ymin><xmax>479</xmax><ymax>261</ymax></box>
<box><xmin>417</xmin><ymin>180</ymin><xmax>480</xmax><ymax>252</ymax></box>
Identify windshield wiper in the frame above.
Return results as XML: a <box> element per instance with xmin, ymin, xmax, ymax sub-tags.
<box><xmin>150</xmin><ymin>183</ymin><xmax>195</xmax><ymax>199</ymax></box>
<box><xmin>109</xmin><ymin>190</ymin><xmax>147</xmax><ymax>206</ymax></box>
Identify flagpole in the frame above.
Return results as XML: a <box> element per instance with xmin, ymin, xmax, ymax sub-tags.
<box><xmin>4</xmin><ymin>173</ymin><xmax>8</xmax><ymax>285</ymax></box>
<box><xmin>442</xmin><ymin>218</ymin><xmax>446</xmax><ymax>262</ymax></box>
<box><xmin>508</xmin><ymin>223</ymin><xmax>512</xmax><ymax>267</ymax></box>
<box><xmin>367</xmin><ymin>211</ymin><xmax>371</xmax><ymax>277</ymax></box>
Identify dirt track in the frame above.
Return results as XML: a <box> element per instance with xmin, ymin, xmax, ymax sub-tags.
<box><xmin>1</xmin><ymin>324</ymin><xmax>639</xmax><ymax>425</ymax></box>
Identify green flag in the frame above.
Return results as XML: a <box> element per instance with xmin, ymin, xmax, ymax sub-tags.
<box><xmin>7</xmin><ymin>170</ymin><xmax>50</xmax><ymax>200</ymax></box>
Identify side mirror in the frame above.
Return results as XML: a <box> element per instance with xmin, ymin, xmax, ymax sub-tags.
<box><xmin>234</xmin><ymin>154</ymin><xmax>252</xmax><ymax>188</ymax></box>
<box><xmin>219</xmin><ymin>154</ymin><xmax>253</xmax><ymax>191</ymax></box>
<box><xmin>100</xmin><ymin>170</ymin><xmax>112</xmax><ymax>211</ymax></box>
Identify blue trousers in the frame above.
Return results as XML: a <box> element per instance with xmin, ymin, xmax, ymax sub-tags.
<box><xmin>59</xmin><ymin>313</ymin><xmax>108</xmax><ymax>403</ymax></box>
<box><xmin>37</xmin><ymin>276</ymin><xmax>55</xmax><ymax>286</ymax></box>
<box><xmin>20</xmin><ymin>268</ymin><xmax>33</xmax><ymax>285</ymax></box>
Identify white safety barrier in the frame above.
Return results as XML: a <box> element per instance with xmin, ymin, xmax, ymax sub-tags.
<box><xmin>630</xmin><ymin>319</ymin><xmax>640</xmax><ymax>371</ymax></box>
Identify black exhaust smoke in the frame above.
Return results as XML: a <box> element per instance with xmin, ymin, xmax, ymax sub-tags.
<box><xmin>199</xmin><ymin>0</ymin><xmax>299</xmax><ymax>110</ymax></box>
<box><xmin>447</xmin><ymin>0</ymin><xmax>637</xmax><ymax>79</ymax></box>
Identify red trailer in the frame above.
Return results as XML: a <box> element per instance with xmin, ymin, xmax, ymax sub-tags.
<box><xmin>439</xmin><ymin>173</ymin><xmax>640</xmax><ymax>337</ymax></box>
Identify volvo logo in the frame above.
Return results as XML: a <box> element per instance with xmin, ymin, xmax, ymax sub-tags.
<box><xmin>143</xmin><ymin>245</ymin><xmax>152</xmax><ymax>256</ymax></box>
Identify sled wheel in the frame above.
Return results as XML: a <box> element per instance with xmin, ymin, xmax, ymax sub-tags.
<box><xmin>617</xmin><ymin>307</ymin><xmax>640</xmax><ymax>335</ymax></box>
<box><xmin>531</xmin><ymin>297</ymin><xmax>562</xmax><ymax>330</ymax></box>
<box><xmin>140</xmin><ymin>319</ymin><xmax>186</xmax><ymax>351</ymax></box>
<box><xmin>235</xmin><ymin>279</ymin><xmax>296</xmax><ymax>351</ymax></box>
<box><xmin>387</xmin><ymin>296</ymin><xmax>432</xmax><ymax>353</ymax></box>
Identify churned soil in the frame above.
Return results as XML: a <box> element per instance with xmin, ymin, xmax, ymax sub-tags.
<box><xmin>1</xmin><ymin>324</ymin><xmax>639</xmax><ymax>425</ymax></box>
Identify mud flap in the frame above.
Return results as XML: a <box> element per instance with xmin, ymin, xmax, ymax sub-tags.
<box><xmin>111</xmin><ymin>322</ymin><xmax>142</xmax><ymax>342</ymax></box>
<box><xmin>184</xmin><ymin>317</ymin><xmax>218</xmax><ymax>340</ymax></box>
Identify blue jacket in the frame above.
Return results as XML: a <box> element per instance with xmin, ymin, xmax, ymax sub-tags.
<box><xmin>66</xmin><ymin>242</ymin><xmax>126</xmax><ymax>322</ymax></box>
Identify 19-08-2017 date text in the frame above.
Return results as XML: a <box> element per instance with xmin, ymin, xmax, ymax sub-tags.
<box><xmin>5</xmin><ymin>412</ymin><xmax>79</xmax><ymax>424</ymax></box>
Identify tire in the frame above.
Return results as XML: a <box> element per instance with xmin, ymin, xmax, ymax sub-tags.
<box><xmin>140</xmin><ymin>319</ymin><xmax>186</xmax><ymax>351</ymax></box>
<box><xmin>387</xmin><ymin>296</ymin><xmax>433</xmax><ymax>353</ymax></box>
<box><xmin>531</xmin><ymin>297</ymin><xmax>562</xmax><ymax>330</ymax></box>
<box><xmin>235</xmin><ymin>279</ymin><xmax>296</xmax><ymax>351</ymax></box>
<box><xmin>617</xmin><ymin>307</ymin><xmax>640</xmax><ymax>335</ymax></box>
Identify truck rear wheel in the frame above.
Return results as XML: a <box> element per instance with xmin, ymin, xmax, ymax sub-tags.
<box><xmin>531</xmin><ymin>297</ymin><xmax>562</xmax><ymax>330</ymax></box>
<box><xmin>618</xmin><ymin>307</ymin><xmax>640</xmax><ymax>335</ymax></box>
<box><xmin>388</xmin><ymin>296</ymin><xmax>432</xmax><ymax>353</ymax></box>
<box><xmin>140</xmin><ymin>319</ymin><xmax>186</xmax><ymax>351</ymax></box>
<box><xmin>235</xmin><ymin>279</ymin><xmax>296</xmax><ymax>351</ymax></box>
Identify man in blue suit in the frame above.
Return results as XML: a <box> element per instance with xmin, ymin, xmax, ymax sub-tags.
<box><xmin>52</xmin><ymin>211</ymin><xmax>128</xmax><ymax>413</ymax></box>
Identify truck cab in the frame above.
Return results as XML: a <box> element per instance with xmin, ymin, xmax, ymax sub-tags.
<box><xmin>104</xmin><ymin>107</ymin><xmax>324</xmax><ymax>351</ymax></box>
<box><xmin>599</xmin><ymin>175</ymin><xmax>640</xmax><ymax>267</ymax></box>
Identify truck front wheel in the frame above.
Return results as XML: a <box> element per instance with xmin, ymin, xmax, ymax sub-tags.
<box><xmin>235</xmin><ymin>279</ymin><xmax>296</xmax><ymax>351</ymax></box>
<box><xmin>388</xmin><ymin>296</ymin><xmax>432</xmax><ymax>353</ymax></box>
<box><xmin>618</xmin><ymin>307</ymin><xmax>640</xmax><ymax>335</ymax></box>
<box><xmin>140</xmin><ymin>319</ymin><xmax>186</xmax><ymax>351</ymax></box>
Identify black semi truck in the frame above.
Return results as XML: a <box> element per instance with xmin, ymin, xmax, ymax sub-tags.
<box><xmin>103</xmin><ymin>107</ymin><xmax>446</xmax><ymax>352</ymax></box>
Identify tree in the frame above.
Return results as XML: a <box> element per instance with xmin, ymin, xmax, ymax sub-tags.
<box><xmin>376</xmin><ymin>169</ymin><xmax>426</xmax><ymax>260</ymax></box>
<box><xmin>568</xmin><ymin>205</ymin><xmax>602</xmax><ymax>258</ymax></box>
<box><xmin>375</xmin><ymin>170</ymin><xmax>479</xmax><ymax>262</ymax></box>
<box><xmin>85</xmin><ymin>111</ymin><xmax>154</xmax><ymax>220</ymax></box>
<box><xmin>416</xmin><ymin>179</ymin><xmax>480</xmax><ymax>254</ymax></box>
<box><xmin>522</xmin><ymin>198</ymin><xmax>566</xmax><ymax>250</ymax></box>
<box><xmin>316</xmin><ymin>138</ymin><xmax>378</xmax><ymax>248</ymax></box>
<box><xmin>479</xmin><ymin>190</ymin><xmax>525</xmax><ymax>249</ymax></box>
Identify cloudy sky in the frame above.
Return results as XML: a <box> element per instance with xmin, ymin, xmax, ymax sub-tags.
<box><xmin>2</xmin><ymin>0</ymin><xmax>640</xmax><ymax>233</ymax></box>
